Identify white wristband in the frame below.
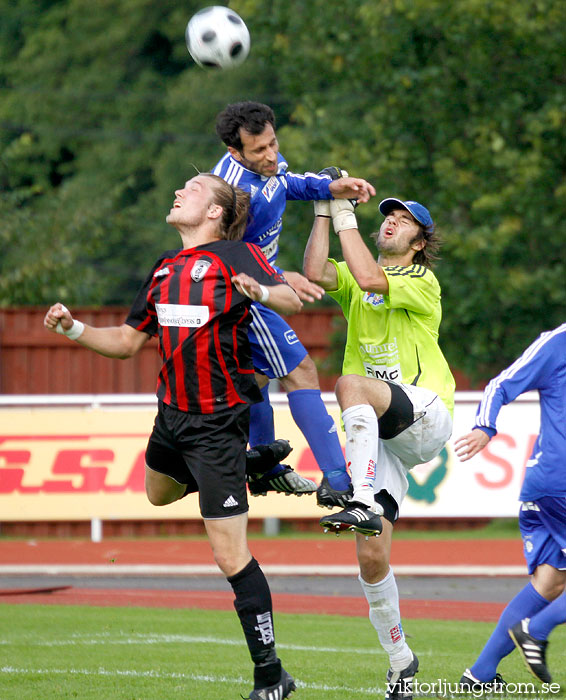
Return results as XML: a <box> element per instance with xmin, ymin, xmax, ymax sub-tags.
<box><xmin>314</xmin><ymin>200</ymin><xmax>331</xmax><ymax>217</ymax></box>
<box><xmin>332</xmin><ymin>210</ymin><xmax>358</xmax><ymax>235</ymax></box>
<box><xmin>259</xmin><ymin>284</ymin><xmax>270</xmax><ymax>303</ymax></box>
<box><xmin>56</xmin><ymin>319</ymin><xmax>85</xmax><ymax>340</ymax></box>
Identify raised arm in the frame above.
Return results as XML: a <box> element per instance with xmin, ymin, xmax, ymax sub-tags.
<box><xmin>231</xmin><ymin>274</ymin><xmax>303</xmax><ymax>316</ymax></box>
<box><xmin>44</xmin><ymin>303</ymin><xmax>151</xmax><ymax>358</ymax></box>
<box><xmin>330</xmin><ymin>199</ymin><xmax>389</xmax><ymax>293</ymax></box>
<box><xmin>328</xmin><ymin>176</ymin><xmax>376</xmax><ymax>204</ymax></box>
<box><xmin>302</xmin><ymin>206</ymin><xmax>338</xmax><ymax>290</ymax></box>
<box><xmin>455</xmin><ymin>332</ymin><xmax>555</xmax><ymax>462</ymax></box>
<box><xmin>285</xmin><ymin>169</ymin><xmax>375</xmax><ymax>205</ymax></box>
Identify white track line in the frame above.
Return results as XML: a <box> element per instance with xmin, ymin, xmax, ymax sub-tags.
<box><xmin>0</xmin><ymin>631</ymin><xmax>388</xmax><ymax>655</ymax></box>
<box><xmin>0</xmin><ymin>664</ymin><xmax>383</xmax><ymax>695</ymax></box>
<box><xmin>0</xmin><ymin>564</ymin><xmax>525</xmax><ymax>576</ymax></box>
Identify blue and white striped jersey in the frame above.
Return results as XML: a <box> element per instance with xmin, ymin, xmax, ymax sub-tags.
<box><xmin>212</xmin><ymin>151</ymin><xmax>332</xmax><ymax>270</ymax></box>
<box><xmin>474</xmin><ymin>323</ymin><xmax>566</xmax><ymax>500</ymax></box>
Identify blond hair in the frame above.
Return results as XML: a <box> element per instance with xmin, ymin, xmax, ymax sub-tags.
<box><xmin>202</xmin><ymin>173</ymin><xmax>250</xmax><ymax>241</ymax></box>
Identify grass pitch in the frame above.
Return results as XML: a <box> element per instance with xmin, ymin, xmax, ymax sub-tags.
<box><xmin>0</xmin><ymin>604</ymin><xmax>565</xmax><ymax>700</ymax></box>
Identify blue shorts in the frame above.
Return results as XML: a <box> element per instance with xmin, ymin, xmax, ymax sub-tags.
<box><xmin>519</xmin><ymin>497</ymin><xmax>566</xmax><ymax>574</ymax></box>
<box><xmin>248</xmin><ymin>303</ymin><xmax>308</xmax><ymax>379</ymax></box>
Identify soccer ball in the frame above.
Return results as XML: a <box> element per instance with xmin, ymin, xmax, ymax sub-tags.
<box><xmin>185</xmin><ymin>6</ymin><xmax>250</xmax><ymax>69</ymax></box>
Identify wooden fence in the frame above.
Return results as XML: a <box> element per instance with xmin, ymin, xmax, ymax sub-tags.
<box><xmin>0</xmin><ymin>307</ymin><xmax>344</xmax><ymax>394</ymax></box>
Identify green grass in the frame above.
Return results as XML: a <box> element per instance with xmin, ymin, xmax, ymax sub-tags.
<box><xmin>391</xmin><ymin>518</ymin><xmax>522</xmax><ymax>540</ymax></box>
<box><xmin>260</xmin><ymin>517</ymin><xmax>522</xmax><ymax>540</ymax></box>
<box><xmin>0</xmin><ymin>604</ymin><xmax>564</xmax><ymax>700</ymax></box>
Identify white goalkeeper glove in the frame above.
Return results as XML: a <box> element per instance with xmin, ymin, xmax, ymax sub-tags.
<box><xmin>317</xmin><ymin>166</ymin><xmax>358</xmax><ymax>233</ymax></box>
<box><xmin>314</xmin><ymin>200</ymin><xmax>331</xmax><ymax>217</ymax></box>
<box><xmin>330</xmin><ymin>198</ymin><xmax>358</xmax><ymax>235</ymax></box>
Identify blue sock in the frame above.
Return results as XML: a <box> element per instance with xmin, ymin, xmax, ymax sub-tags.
<box><xmin>249</xmin><ymin>385</ymin><xmax>275</xmax><ymax>447</ymax></box>
<box><xmin>471</xmin><ymin>582</ymin><xmax>549</xmax><ymax>681</ymax></box>
<box><xmin>287</xmin><ymin>389</ymin><xmax>349</xmax><ymax>488</ymax></box>
<box><xmin>528</xmin><ymin>593</ymin><xmax>566</xmax><ymax>641</ymax></box>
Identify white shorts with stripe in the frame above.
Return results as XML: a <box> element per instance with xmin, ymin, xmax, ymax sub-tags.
<box><xmin>373</xmin><ymin>384</ymin><xmax>453</xmax><ymax>507</ymax></box>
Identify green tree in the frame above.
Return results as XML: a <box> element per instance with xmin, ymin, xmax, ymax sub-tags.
<box><xmin>246</xmin><ymin>0</ymin><xmax>566</xmax><ymax>380</ymax></box>
<box><xmin>0</xmin><ymin>0</ymin><xmax>261</xmax><ymax>303</ymax></box>
<box><xmin>1</xmin><ymin>0</ymin><xmax>565</xmax><ymax>382</ymax></box>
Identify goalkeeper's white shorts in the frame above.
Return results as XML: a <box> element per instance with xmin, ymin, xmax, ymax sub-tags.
<box><xmin>373</xmin><ymin>384</ymin><xmax>453</xmax><ymax>508</ymax></box>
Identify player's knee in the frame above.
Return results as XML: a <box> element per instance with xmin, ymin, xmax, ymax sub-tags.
<box><xmin>212</xmin><ymin>549</ymin><xmax>247</xmax><ymax>578</ymax></box>
<box><xmin>146</xmin><ymin>488</ymin><xmax>177</xmax><ymax>506</ymax></box>
<box><xmin>357</xmin><ymin>548</ymin><xmax>389</xmax><ymax>582</ymax></box>
<box><xmin>335</xmin><ymin>374</ymin><xmax>366</xmax><ymax>405</ymax></box>
<box><xmin>145</xmin><ymin>478</ymin><xmax>185</xmax><ymax>507</ymax></box>
<box><xmin>254</xmin><ymin>371</ymin><xmax>269</xmax><ymax>389</ymax></box>
<box><xmin>211</xmin><ymin>550</ymin><xmax>230</xmax><ymax>575</ymax></box>
<box><xmin>282</xmin><ymin>354</ymin><xmax>319</xmax><ymax>390</ymax></box>
<box><xmin>297</xmin><ymin>354</ymin><xmax>318</xmax><ymax>379</ymax></box>
<box><xmin>532</xmin><ymin>565</ymin><xmax>566</xmax><ymax>601</ymax></box>
<box><xmin>335</xmin><ymin>374</ymin><xmax>354</xmax><ymax>397</ymax></box>
<box><xmin>146</xmin><ymin>491</ymin><xmax>169</xmax><ymax>506</ymax></box>
<box><xmin>542</xmin><ymin>578</ymin><xmax>566</xmax><ymax>601</ymax></box>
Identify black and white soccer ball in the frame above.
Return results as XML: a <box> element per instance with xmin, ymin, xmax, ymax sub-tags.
<box><xmin>185</xmin><ymin>6</ymin><xmax>250</xmax><ymax>69</ymax></box>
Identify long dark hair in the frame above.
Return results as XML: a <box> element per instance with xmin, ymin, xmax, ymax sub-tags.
<box><xmin>202</xmin><ymin>173</ymin><xmax>250</xmax><ymax>241</ymax></box>
<box><xmin>411</xmin><ymin>223</ymin><xmax>441</xmax><ymax>267</ymax></box>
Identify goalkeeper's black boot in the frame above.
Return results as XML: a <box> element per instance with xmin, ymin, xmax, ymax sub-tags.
<box><xmin>316</xmin><ymin>475</ymin><xmax>353</xmax><ymax>509</ymax></box>
<box><xmin>320</xmin><ymin>501</ymin><xmax>383</xmax><ymax>536</ymax></box>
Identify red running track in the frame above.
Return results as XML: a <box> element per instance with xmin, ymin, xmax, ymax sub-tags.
<box><xmin>0</xmin><ymin>538</ymin><xmax>525</xmax><ymax>622</ymax></box>
<box><xmin>0</xmin><ymin>537</ymin><xmax>524</xmax><ymax>567</ymax></box>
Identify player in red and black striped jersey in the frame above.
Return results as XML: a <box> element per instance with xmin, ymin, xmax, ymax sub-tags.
<box><xmin>125</xmin><ymin>239</ymin><xmax>285</xmax><ymax>414</ymax></box>
<box><xmin>43</xmin><ymin>173</ymin><xmax>299</xmax><ymax>699</ymax></box>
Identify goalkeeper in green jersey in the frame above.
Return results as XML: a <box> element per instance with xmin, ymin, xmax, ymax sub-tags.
<box><xmin>303</xmin><ymin>184</ymin><xmax>455</xmax><ymax>700</ymax></box>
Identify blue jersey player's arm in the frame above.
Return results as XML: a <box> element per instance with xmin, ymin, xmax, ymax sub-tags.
<box><xmin>285</xmin><ymin>170</ymin><xmax>376</xmax><ymax>204</ymax></box>
<box><xmin>285</xmin><ymin>171</ymin><xmax>333</xmax><ymax>201</ymax></box>
<box><xmin>454</xmin><ymin>329</ymin><xmax>558</xmax><ymax>461</ymax></box>
<box><xmin>474</xmin><ymin>332</ymin><xmax>556</xmax><ymax>438</ymax></box>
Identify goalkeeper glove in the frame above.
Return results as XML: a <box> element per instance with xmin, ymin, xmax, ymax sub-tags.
<box><xmin>318</xmin><ymin>166</ymin><xmax>357</xmax><ymax>206</ymax></box>
<box><xmin>314</xmin><ymin>200</ymin><xmax>330</xmax><ymax>217</ymax></box>
<box><xmin>314</xmin><ymin>167</ymin><xmax>346</xmax><ymax>218</ymax></box>
<box><xmin>318</xmin><ymin>166</ymin><xmax>348</xmax><ymax>181</ymax></box>
<box><xmin>330</xmin><ymin>198</ymin><xmax>358</xmax><ymax>234</ymax></box>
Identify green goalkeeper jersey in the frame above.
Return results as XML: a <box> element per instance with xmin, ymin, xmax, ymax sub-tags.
<box><xmin>328</xmin><ymin>260</ymin><xmax>455</xmax><ymax>416</ymax></box>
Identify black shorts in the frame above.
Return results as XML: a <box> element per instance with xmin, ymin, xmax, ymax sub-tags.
<box><xmin>145</xmin><ymin>400</ymin><xmax>250</xmax><ymax>519</ymax></box>
<box><xmin>378</xmin><ymin>380</ymin><xmax>415</xmax><ymax>440</ymax></box>
<box><xmin>375</xmin><ymin>489</ymin><xmax>400</xmax><ymax>524</ymax></box>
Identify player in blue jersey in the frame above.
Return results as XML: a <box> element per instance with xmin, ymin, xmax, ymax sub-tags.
<box><xmin>455</xmin><ymin>323</ymin><xmax>566</xmax><ymax>689</ymax></box>
<box><xmin>212</xmin><ymin>101</ymin><xmax>376</xmax><ymax>506</ymax></box>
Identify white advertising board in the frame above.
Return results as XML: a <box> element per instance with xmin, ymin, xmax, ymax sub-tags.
<box><xmin>0</xmin><ymin>392</ymin><xmax>538</xmax><ymax>520</ymax></box>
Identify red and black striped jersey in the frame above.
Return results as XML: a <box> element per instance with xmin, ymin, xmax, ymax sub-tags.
<box><xmin>126</xmin><ymin>240</ymin><xmax>286</xmax><ymax>414</ymax></box>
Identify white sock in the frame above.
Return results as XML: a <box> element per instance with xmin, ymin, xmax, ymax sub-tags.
<box><xmin>342</xmin><ymin>404</ymin><xmax>378</xmax><ymax>508</ymax></box>
<box><xmin>359</xmin><ymin>568</ymin><xmax>413</xmax><ymax>671</ymax></box>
